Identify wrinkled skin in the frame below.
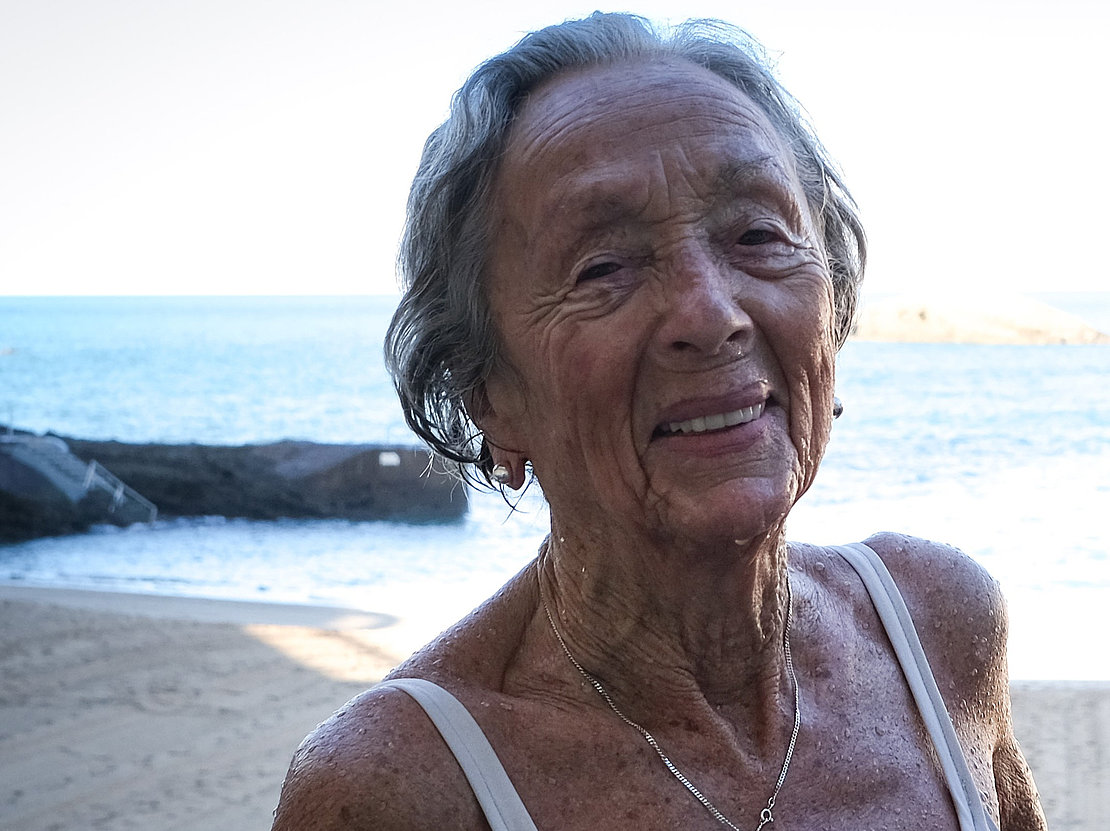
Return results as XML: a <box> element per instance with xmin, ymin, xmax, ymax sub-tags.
<box><xmin>480</xmin><ymin>59</ymin><xmax>836</xmax><ymax>559</ymax></box>
<box><xmin>273</xmin><ymin>60</ymin><xmax>1046</xmax><ymax>831</ymax></box>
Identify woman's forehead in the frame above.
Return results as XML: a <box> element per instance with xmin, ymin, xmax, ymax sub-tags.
<box><xmin>498</xmin><ymin>60</ymin><xmax>800</xmax><ymax>230</ymax></box>
<box><xmin>511</xmin><ymin>59</ymin><xmax>782</xmax><ymax>162</ymax></box>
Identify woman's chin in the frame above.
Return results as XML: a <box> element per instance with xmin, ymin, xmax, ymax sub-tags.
<box><xmin>653</xmin><ymin>480</ymin><xmax>795</xmax><ymax>552</ymax></box>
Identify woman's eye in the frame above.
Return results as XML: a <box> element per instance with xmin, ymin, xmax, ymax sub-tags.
<box><xmin>737</xmin><ymin>228</ymin><xmax>779</xmax><ymax>246</ymax></box>
<box><xmin>577</xmin><ymin>261</ymin><xmax>622</xmax><ymax>282</ymax></box>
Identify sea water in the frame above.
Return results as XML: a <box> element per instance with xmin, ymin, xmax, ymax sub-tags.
<box><xmin>1</xmin><ymin>295</ymin><xmax>1108</xmax><ymax>680</ymax></box>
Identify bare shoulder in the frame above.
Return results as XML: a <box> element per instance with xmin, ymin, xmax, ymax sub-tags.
<box><xmin>852</xmin><ymin>534</ymin><xmax>1005</xmax><ymax>728</ymax></box>
<box><xmin>272</xmin><ymin>571</ymin><xmax>538</xmax><ymax>830</ymax></box>
<box><xmin>863</xmin><ymin>531</ymin><xmax>1003</xmax><ymax>607</ymax></box>
<box><xmin>862</xmin><ymin>531</ymin><xmax>1008</xmax><ymax>670</ymax></box>
<box><xmin>271</xmin><ymin>682</ymin><xmax>485</xmax><ymax>831</ymax></box>
<box><xmin>861</xmin><ymin>533</ymin><xmax>1047</xmax><ymax>830</ymax></box>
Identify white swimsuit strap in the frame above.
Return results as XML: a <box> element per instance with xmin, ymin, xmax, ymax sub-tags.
<box><xmin>379</xmin><ymin>677</ymin><xmax>539</xmax><ymax>831</ymax></box>
<box><xmin>836</xmin><ymin>542</ymin><xmax>998</xmax><ymax>831</ymax></box>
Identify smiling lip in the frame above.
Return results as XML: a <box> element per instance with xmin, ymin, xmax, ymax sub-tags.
<box><xmin>656</xmin><ymin>401</ymin><xmax>766</xmax><ymax>437</ymax></box>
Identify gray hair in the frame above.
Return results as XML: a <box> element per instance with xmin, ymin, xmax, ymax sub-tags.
<box><xmin>384</xmin><ymin>12</ymin><xmax>866</xmax><ymax>487</ymax></box>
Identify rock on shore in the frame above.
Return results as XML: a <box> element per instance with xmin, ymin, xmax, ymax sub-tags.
<box><xmin>852</xmin><ymin>294</ymin><xmax>1110</xmax><ymax>344</ymax></box>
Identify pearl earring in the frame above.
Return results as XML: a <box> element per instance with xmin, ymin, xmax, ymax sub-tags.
<box><xmin>833</xmin><ymin>396</ymin><xmax>844</xmax><ymax>419</ymax></box>
<box><xmin>491</xmin><ymin>464</ymin><xmax>511</xmax><ymax>485</ymax></box>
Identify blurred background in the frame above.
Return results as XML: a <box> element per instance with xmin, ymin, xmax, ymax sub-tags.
<box><xmin>2</xmin><ymin>0</ymin><xmax>1108</xmax><ymax>683</ymax></box>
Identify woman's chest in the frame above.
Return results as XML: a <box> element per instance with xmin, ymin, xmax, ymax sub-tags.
<box><xmin>485</xmin><ymin>700</ymin><xmax>975</xmax><ymax>831</ymax></box>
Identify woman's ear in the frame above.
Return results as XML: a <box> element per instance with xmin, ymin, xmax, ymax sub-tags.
<box><xmin>467</xmin><ymin>368</ymin><xmax>527</xmax><ymax>453</ymax></box>
<box><xmin>465</xmin><ymin>383</ymin><xmax>497</xmax><ymax>437</ymax></box>
<box><xmin>467</xmin><ymin>379</ymin><xmax>529</xmax><ymax>489</ymax></box>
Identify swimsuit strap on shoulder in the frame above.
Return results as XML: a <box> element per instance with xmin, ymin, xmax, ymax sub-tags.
<box><xmin>378</xmin><ymin>677</ymin><xmax>540</xmax><ymax>831</ymax></box>
<box><xmin>835</xmin><ymin>542</ymin><xmax>998</xmax><ymax>831</ymax></box>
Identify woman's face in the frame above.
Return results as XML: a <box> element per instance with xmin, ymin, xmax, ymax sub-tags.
<box><xmin>481</xmin><ymin>60</ymin><xmax>837</xmax><ymax>548</ymax></box>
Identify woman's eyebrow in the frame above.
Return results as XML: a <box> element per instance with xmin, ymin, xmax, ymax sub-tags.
<box><xmin>715</xmin><ymin>157</ymin><xmax>793</xmax><ymax>198</ymax></box>
<box><xmin>525</xmin><ymin>187</ymin><xmax>645</xmax><ymax>256</ymax></box>
<box><xmin>715</xmin><ymin>157</ymin><xmax>807</xmax><ymax>225</ymax></box>
<box><xmin>538</xmin><ymin>156</ymin><xmax>805</xmax><ymax>245</ymax></box>
<box><xmin>555</xmin><ymin>181</ymin><xmax>643</xmax><ymax>227</ymax></box>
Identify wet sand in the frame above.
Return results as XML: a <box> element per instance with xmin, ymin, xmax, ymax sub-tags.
<box><xmin>0</xmin><ymin>585</ymin><xmax>1104</xmax><ymax>830</ymax></box>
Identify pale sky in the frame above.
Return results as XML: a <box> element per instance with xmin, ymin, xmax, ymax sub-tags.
<box><xmin>2</xmin><ymin>0</ymin><xmax>1107</xmax><ymax>297</ymax></box>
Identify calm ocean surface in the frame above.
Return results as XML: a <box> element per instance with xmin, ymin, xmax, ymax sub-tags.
<box><xmin>1</xmin><ymin>294</ymin><xmax>1108</xmax><ymax>680</ymax></box>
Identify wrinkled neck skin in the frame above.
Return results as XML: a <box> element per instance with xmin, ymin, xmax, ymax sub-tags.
<box><xmin>537</xmin><ymin>510</ymin><xmax>793</xmax><ymax>731</ymax></box>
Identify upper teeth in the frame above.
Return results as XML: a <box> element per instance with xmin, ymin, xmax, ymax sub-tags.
<box><xmin>664</xmin><ymin>403</ymin><xmax>764</xmax><ymax>435</ymax></box>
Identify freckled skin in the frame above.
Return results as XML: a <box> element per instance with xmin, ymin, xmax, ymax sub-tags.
<box><xmin>482</xmin><ymin>62</ymin><xmax>835</xmax><ymax>553</ymax></box>
<box><xmin>272</xmin><ymin>61</ymin><xmax>1045</xmax><ymax>831</ymax></box>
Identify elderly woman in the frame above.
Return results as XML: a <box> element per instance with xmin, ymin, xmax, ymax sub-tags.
<box><xmin>274</xmin><ymin>13</ymin><xmax>1044</xmax><ymax>831</ymax></box>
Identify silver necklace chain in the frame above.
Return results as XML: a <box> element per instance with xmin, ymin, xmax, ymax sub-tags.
<box><xmin>542</xmin><ymin>578</ymin><xmax>801</xmax><ymax>831</ymax></box>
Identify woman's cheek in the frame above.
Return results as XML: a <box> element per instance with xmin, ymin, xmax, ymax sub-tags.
<box><xmin>786</xmin><ymin>310</ymin><xmax>836</xmax><ymax>490</ymax></box>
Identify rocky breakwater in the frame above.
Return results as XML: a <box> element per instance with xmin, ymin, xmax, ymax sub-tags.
<box><xmin>0</xmin><ymin>435</ymin><xmax>466</xmax><ymax>542</ymax></box>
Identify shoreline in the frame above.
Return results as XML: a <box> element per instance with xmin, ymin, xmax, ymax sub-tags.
<box><xmin>0</xmin><ymin>581</ymin><xmax>451</xmax><ymax>663</ymax></box>
<box><xmin>0</xmin><ymin>583</ymin><xmax>398</xmax><ymax>628</ymax></box>
<box><xmin>1</xmin><ymin>585</ymin><xmax>1107</xmax><ymax>830</ymax></box>
<box><xmin>2</xmin><ymin>579</ymin><xmax>1099</xmax><ymax>683</ymax></box>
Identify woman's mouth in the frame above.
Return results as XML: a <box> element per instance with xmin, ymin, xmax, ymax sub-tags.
<box><xmin>656</xmin><ymin>402</ymin><xmax>766</xmax><ymax>437</ymax></box>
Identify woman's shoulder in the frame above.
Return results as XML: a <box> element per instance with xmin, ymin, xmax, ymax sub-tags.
<box><xmin>271</xmin><ymin>576</ymin><xmax>539</xmax><ymax>830</ymax></box>
<box><xmin>799</xmin><ymin>532</ymin><xmax>1006</xmax><ymax>644</ymax></box>
<box><xmin>860</xmin><ymin>531</ymin><xmax>1006</xmax><ymax>629</ymax></box>
<box><xmin>863</xmin><ymin>530</ymin><xmax>999</xmax><ymax>585</ymax></box>
<box><xmin>856</xmin><ymin>531</ymin><xmax>1010</xmax><ymax>717</ymax></box>
<box><xmin>271</xmin><ymin>678</ymin><xmax>488</xmax><ymax>831</ymax></box>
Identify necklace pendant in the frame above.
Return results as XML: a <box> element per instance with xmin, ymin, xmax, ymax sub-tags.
<box><xmin>755</xmin><ymin>800</ymin><xmax>776</xmax><ymax>831</ymax></box>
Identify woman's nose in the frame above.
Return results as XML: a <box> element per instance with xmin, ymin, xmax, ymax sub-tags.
<box><xmin>654</xmin><ymin>252</ymin><xmax>753</xmax><ymax>365</ymax></box>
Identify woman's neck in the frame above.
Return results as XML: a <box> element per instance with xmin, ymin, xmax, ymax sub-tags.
<box><xmin>536</xmin><ymin>519</ymin><xmax>794</xmax><ymax>725</ymax></box>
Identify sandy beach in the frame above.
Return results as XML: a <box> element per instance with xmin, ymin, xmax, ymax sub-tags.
<box><xmin>0</xmin><ymin>585</ymin><xmax>1105</xmax><ymax>830</ymax></box>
